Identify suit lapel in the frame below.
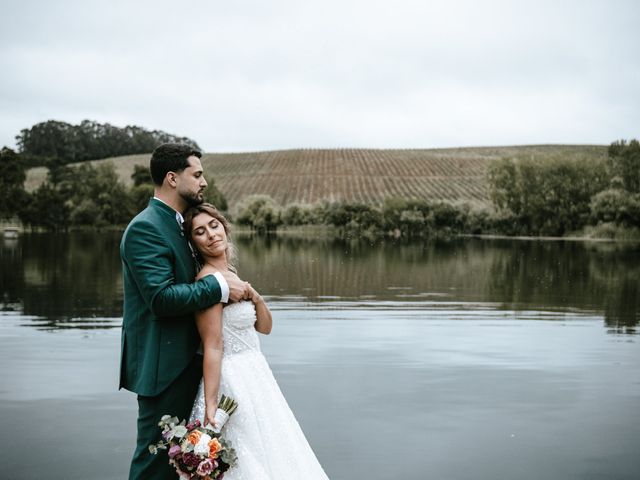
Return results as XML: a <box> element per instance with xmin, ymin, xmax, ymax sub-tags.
<box><xmin>149</xmin><ymin>198</ymin><xmax>198</xmax><ymax>279</ymax></box>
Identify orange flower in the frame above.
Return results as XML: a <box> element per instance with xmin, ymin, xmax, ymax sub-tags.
<box><xmin>208</xmin><ymin>438</ymin><xmax>222</xmax><ymax>458</ymax></box>
<box><xmin>187</xmin><ymin>430</ymin><xmax>202</xmax><ymax>445</ymax></box>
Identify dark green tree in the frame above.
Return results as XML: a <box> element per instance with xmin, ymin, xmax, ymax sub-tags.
<box><xmin>0</xmin><ymin>147</ymin><xmax>29</xmax><ymax>220</ymax></box>
<box><xmin>15</xmin><ymin>121</ymin><xmax>76</xmax><ymax>162</ymax></box>
<box><xmin>608</xmin><ymin>139</ymin><xmax>640</xmax><ymax>193</ymax></box>
<box><xmin>130</xmin><ymin>164</ymin><xmax>154</xmax><ymax>213</ymax></box>
<box><xmin>487</xmin><ymin>155</ymin><xmax>608</xmax><ymax>235</ymax></box>
<box><xmin>21</xmin><ymin>161</ymin><xmax>135</xmax><ymax>229</ymax></box>
<box><xmin>487</xmin><ymin>158</ymin><xmax>521</xmax><ymax>214</ymax></box>
<box><xmin>66</xmin><ymin>162</ymin><xmax>134</xmax><ymax>227</ymax></box>
<box><xmin>130</xmin><ymin>184</ymin><xmax>154</xmax><ymax>213</ymax></box>
<box><xmin>131</xmin><ymin>164</ymin><xmax>153</xmax><ymax>186</ymax></box>
<box><xmin>202</xmin><ymin>177</ymin><xmax>228</xmax><ymax>212</ymax></box>
<box><xmin>19</xmin><ymin>183</ymin><xmax>69</xmax><ymax>230</ymax></box>
<box><xmin>15</xmin><ymin>119</ymin><xmax>201</xmax><ymax>166</ymax></box>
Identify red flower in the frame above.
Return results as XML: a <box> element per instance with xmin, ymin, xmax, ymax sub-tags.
<box><xmin>182</xmin><ymin>452</ymin><xmax>200</xmax><ymax>468</ymax></box>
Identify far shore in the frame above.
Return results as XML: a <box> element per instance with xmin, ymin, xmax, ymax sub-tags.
<box><xmin>3</xmin><ymin>221</ymin><xmax>639</xmax><ymax>243</ymax></box>
<box><xmin>459</xmin><ymin>233</ymin><xmax>640</xmax><ymax>243</ymax></box>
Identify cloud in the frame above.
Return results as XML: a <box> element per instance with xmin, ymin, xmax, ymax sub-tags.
<box><xmin>1</xmin><ymin>0</ymin><xmax>638</xmax><ymax>151</ymax></box>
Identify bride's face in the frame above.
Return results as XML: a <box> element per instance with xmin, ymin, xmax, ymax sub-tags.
<box><xmin>190</xmin><ymin>212</ymin><xmax>228</xmax><ymax>259</ymax></box>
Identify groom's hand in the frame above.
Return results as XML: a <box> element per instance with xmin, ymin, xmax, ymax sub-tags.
<box><xmin>221</xmin><ymin>271</ymin><xmax>251</xmax><ymax>303</ymax></box>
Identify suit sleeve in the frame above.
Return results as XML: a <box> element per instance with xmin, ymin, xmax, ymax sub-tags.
<box><xmin>121</xmin><ymin>219</ymin><xmax>222</xmax><ymax>318</ymax></box>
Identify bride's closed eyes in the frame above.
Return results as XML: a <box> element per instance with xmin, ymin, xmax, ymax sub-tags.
<box><xmin>193</xmin><ymin>220</ymin><xmax>221</xmax><ymax>237</ymax></box>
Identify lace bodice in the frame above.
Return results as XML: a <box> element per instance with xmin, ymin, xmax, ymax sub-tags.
<box><xmin>222</xmin><ymin>301</ymin><xmax>261</xmax><ymax>355</ymax></box>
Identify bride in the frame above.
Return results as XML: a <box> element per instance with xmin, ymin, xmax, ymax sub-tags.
<box><xmin>182</xmin><ymin>203</ymin><xmax>329</xmax><ymax>480</ymax></box>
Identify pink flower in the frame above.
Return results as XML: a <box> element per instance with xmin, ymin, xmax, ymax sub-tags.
<box><xmin>168</xmin><ymin>445</ymin><xmax>182</xmax><ymax>459</ymax></box>
<box><xmin>196</xmin><ymin>458</ymin><xmax>216</xmax><ymax>476</ymax></box>
<box><xmin>186</xmin><ymin>420</ymin><xmax>201</xmax><ymax>431</ymax></box>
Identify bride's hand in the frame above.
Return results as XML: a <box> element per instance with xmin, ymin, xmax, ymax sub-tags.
<box><xmin>221</xmin><ymin>271</ymin><xmax>252</xmax><ymax>303</ymax></box>
<box><xmin>205</xmin><ymin>405</ymin><xmax>218</xmax><ymax>430</ymax></box>
<box><xmin>246</xmin><ymin>284</ymin><xmax>264</xmax><ymax>305</ymax></box>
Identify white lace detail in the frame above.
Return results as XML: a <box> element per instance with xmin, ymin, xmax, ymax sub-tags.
<box><xmin>222</xmin><ymin>302</ymin><xmax>260</xmax><ymax>355</ymax></box>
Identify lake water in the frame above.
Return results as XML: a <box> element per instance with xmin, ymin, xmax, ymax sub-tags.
<box><xmin>1</xmin><ymin>232</ymin><xmax>639</xmax><ymax>479</ymax></box>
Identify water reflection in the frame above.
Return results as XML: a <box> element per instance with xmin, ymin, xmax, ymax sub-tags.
<box><xmin>1</xmin><ymin>232</ymin><xmax>123</xmax><ymax>322</ymax></box>
<box><xmin>0</xmin><ymin>232</ymin><xmax>638</xmax><ymax>333</ymax></box>
<box><xmin>484</xmin><ymin>240</ymin><xmax>639</xmax><ymax>333</ymax></box>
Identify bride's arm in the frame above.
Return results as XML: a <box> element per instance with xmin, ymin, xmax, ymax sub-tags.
<box><xmin>196</xmin><ymin>302</ymin><xmax>224</xmax><ymax>428</ymax></box>
<box><xmin>248</xmin><ymin>285</ymin><xmax>272</xmax><ymax>335</ymax></box>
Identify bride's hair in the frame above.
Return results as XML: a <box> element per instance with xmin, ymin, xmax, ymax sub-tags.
<box><xmin>183</xmin><ymin>203</ymin><xmax>238</xmax><ymax>273</ymax></box>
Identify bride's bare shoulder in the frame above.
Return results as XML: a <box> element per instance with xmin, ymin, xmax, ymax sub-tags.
<box><xmin>196</xmin><ymin>265</ymin><xmax>220</xmax><ymax>281</ymax></box>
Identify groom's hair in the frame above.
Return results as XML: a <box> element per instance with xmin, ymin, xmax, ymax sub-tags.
<box><xmin>150</xmin><ymin>143</ymin><xmax>202</xmax><ymax>186</ymax></box>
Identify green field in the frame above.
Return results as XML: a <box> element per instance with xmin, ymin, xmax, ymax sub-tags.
<box><xmin>24</xmin><ymin>145</ymin><xmax>607</xmax><ymax>208</ymax></box>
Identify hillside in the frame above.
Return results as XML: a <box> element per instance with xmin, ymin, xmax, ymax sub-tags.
<box><xmin>24</xmin><ymin>145</ymin><xmax>607</xmax><ymax>209</ymax></box>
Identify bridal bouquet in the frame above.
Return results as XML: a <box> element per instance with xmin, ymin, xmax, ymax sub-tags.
<box><xmin>149</xmin><ymin>396</ymin><xmax>239</xmax><ymax>479</ymax></box>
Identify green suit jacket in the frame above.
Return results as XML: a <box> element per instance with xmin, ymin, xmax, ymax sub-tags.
<box><xmin>119</xmin><ymin>198</ymin><xmax>222</xmax><ymax>397</ymax></box>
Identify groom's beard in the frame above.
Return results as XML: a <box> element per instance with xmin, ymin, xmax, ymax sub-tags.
<box><xmin>181</xmin><ymin>190</ymin><xmax>205</xmax><ymax>207</ymax></box>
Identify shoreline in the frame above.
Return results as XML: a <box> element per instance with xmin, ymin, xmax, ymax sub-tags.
<box><xmin>458</xmin><ymin>233</ymin><xmax>640</xmax><ymax>243</ymax></box>
<box><xmin>4</xmin><ymin>222</ymin><xmax>639</xmax><ymax>244</ymax></box>
<box><xmin>5</xmin><ymin>228</ymin><xmax>640</xmax><ymax>244</ymax></box>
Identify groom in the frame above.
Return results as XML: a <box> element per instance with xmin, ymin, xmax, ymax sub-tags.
<box><xmin>119</xmin><ymin>143</ymin><xmax>249</xmax><ymax>479</ymax></box>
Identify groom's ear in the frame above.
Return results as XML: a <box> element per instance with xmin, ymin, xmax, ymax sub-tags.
<box><xmin>166</xmin><ymin>171</ymin><xmax>178</xmax><ymax>188</ymax></box>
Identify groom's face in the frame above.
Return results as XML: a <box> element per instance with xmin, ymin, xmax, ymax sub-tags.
<box><xmin>176</xmin><ymin>156</ymin><xmax>208</xmax><ymax>207</ymax></box>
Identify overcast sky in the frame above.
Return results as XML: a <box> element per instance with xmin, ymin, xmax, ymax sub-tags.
<box><xmin>1</xmin><ymin>0</ymin><xmax>638</xmax><ymax>152</ymax></box>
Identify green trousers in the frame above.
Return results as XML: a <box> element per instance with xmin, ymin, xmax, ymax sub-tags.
<box><xmin>129</xmin><ymin>355</ymin><xmax>203</xmax><ymax>480</ymax></box>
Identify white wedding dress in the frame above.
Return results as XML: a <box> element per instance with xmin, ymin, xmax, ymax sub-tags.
<box><xmin>189</xmin><ymin>301</ymin><xmax>330</xmax><ymax>480</ymax></box>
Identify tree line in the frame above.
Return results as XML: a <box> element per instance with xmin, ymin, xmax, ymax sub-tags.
<box><xmin>15</xmin><ymin>119</ymin><xmax>200</xmax><ymax>167</ymax></box>
<box><xmin>1</xmin><ymin>137</ymin><xmax>638</xmax><ymax>238</ymax></box>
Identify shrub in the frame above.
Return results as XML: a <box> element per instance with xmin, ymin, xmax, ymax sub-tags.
<box><xmin>428</xmin><ymin>202</ymin><xmax>468</xmax><ymax>232</ymax></box>
<box><xmin>235</xmin><ymin>195</ymin><xmax>282</xmax><ymax>233</ymax></box>
<box><xmin>281</xmin><ymin>204</ymin><xmax>314</xmax><ymax>226</ymax></box>
<box><xmin>591</xmin><ymin>189</ymin><xmax>640</xmax><ymax>226</ymax></box>
<box><xmin>323</xmin><ymin>203</ymin><xmax>382</xmax><ymax>235</ymax></box>
<box><xmin>465</xmin><ymin>208</ymin><xmax>491</xmax><ymax>234</ymax></box>
<box><xmin>70</xmin><ymin>199</ymin><xmax>101</xmax><ymax>226</ymax></box>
